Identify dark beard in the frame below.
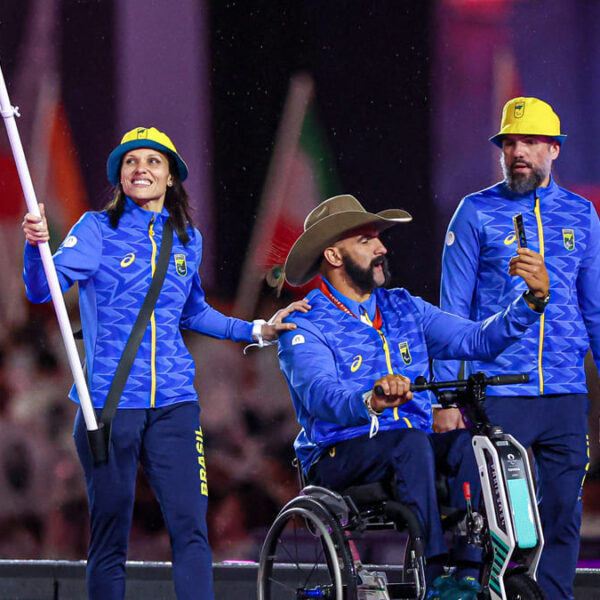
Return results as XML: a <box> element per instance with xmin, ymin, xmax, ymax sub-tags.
<box><xmin>501</xmin><ymin>156</ymin><xmax>545</xmax><ymax>194</ymax></box>
<box><xmin>341</xmin><ymin>253</ymin><xmax>391</xmax><ymax>294</ymax></box>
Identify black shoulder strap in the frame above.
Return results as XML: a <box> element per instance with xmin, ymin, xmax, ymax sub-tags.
<box><xmin>99</xmin><ymin>219</ymin><xmax>174</xmax><ymax>426</ymax></box>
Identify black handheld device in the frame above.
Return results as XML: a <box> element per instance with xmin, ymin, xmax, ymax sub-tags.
<box><xmin>512</xmin><ymin>213</ymin><xmax>527</xmax><ymax>248</ymax></box>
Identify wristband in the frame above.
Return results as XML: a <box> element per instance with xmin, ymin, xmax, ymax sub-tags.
<box><xmin>363</xmin><ymin>391</ymin><xmax>384</xmax><ymax>416</ymax></box>
<box><xmin>362</xmin><ymin>391</ymin><xmax>383</xmax><ymax>439</ymax></box>
<box><xmin>251</xmin><ymin>319</ymin><xmax>268</xmax><ymax>347</ymax></box>
<box><xmin>523</xmin><ymin>290</ymin><xmax>550</xmax><ymax>312</ymax></box>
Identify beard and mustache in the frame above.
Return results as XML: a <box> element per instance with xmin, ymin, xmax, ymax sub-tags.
<box><xmin>341</xmin><ymin>252</ymin><xmax>391</xmax><ymax>295</ymax></box>
<box><xmin>501</xmin><ymin>155</ymin><xmax>546</xmax><ymax>194</ymax></box>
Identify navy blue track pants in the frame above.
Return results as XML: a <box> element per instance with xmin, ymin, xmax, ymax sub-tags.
<box><xmin>309</xmin><ymin>427</ymin><xmax>481</xmax><ymax>563</ymax></box>
<box><xmin>485</xmin><ymin>394</ymin><xmax>589</xmax><ymax>600</ymax></box>
<box><xmin>74</xmin><ymin>402</ymin><xmax>213</xmax><ymax>600</ymax></box>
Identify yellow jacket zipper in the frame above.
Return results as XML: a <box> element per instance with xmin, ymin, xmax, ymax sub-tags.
<box><xmin>363</xmin><ymin>312</ymin><xmax>412</xmax><ymax>427</ymax></box>
<box><xmin>149</xmin><ymin>217</ymin><xmax>158</xmax><ymax>408</ymax></box>
<box><xmin>534</xmin><ymin>197</ymin><xmax>545</xmax><ymax>394</ymax></box>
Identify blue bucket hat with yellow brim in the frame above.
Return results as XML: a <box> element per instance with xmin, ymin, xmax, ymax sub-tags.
<box><xmin>106</xmin><ymin>126</ymin><xmax>189</xmax><ymax>185</ymax></box>
<box><xmin>489</xmin><ymin>97</ymin><xmax>567</xmax><ymax>148</ymax></box>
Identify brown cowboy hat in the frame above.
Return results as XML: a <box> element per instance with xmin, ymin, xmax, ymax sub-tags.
<box><xmin>284</xmin><ymin>194</ymin><xmax>412</xmax><ymax>286</ymax></box>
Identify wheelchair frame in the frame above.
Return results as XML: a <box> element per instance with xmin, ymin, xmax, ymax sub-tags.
<box><xmin>257</xmin><ymin>481</ymin><xmax>427</xmax><ymax>600</ymax></box>
<box><xmin>256</xmin><ymin>373</ymin><xmax>545</xmax><ymax>600</ymax></box>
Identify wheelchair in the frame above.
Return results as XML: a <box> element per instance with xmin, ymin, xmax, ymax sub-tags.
<box><xmin>257</xmin><ymin>373</ymin><xmax>545</xmax><ymax>600</ymax></box>
<box><xmin>256</xmin><ymin>476</ymin><xmax>428</xmax><ymax>600</ymax></box>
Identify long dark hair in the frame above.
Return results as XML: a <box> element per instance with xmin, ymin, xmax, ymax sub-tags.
<box><xmin>104</xmin><ymin>154</ymin><xmax>194</xmax><ymax>244</ymax></box>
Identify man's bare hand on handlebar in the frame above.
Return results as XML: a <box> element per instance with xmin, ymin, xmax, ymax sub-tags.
<box><xmin>371</xmin><ymin>374</ymin><xmax>413</xmax><ymax>412</ymax></box>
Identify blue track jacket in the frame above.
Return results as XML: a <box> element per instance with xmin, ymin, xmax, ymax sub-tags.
<box><xmin>434</xmin><ymin>177</ymin><xmax>600</xmax><ymax>396</ymax></box>
<box><xmin>278</xmin><ymin>280</ymin><xmax>541</xmax><ymax>472</ymax></box>
<box><xmin>23</xmin><ymin>198</ymin><xmax>252</xmax><ymax>409</ymax></box>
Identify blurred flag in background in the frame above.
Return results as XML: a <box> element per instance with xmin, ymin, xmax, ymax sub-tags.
<box><xmin>234</xmin><ymin>73</ymin><xmax>340</xmax><ymax>318</ymax></box>
<box><xmin>0</xmin><ymin>0</ymin><xmax>88</xmax><ymax>334</ymax></box>
<box><xmin>29</xmin><ymin>85</ymin><xmax>89</xmax><ymax>241</ymax></box>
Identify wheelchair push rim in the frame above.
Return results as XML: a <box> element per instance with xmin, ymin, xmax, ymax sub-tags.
<box><xmin>257</xmin><ymin>496</ymin><xmax>357</xmax><ymax>600</ymax></box>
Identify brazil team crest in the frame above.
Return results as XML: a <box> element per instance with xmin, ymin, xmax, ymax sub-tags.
<box><xmin>174</xmin><ymin>254</ymin><xmax>187</xmax><ymax>276</ymax></box>
<box><xmin>562</xmin><ymin>229</ymin><xmax>575</xmax><ymax>251</ymax></box>
<box><xmin>399</xmin><ymin>341</ymin><xmax>412</xmax><ymax>365</ymax></box>
<box><xmin>513</xmin><ymin>101</ymin><xmax>525</xmax><ymax>118</ymax></box>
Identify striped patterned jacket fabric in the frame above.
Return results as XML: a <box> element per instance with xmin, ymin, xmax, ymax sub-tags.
<box><xmin>435</xmin><ymin>176</ymin><xmax>600</xmax><ymax>396</ymax></box>
<box><xmin>278</xmin><ymin>282</ymin><xmax>540</xmax><ymax>472</ymax></box>
<box><xmin>23</xmin><ymin>197</ymin><xmax>252</xmax><ymax>410</ymax></box>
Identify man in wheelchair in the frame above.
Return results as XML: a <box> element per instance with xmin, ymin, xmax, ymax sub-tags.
<box><xmin>276</xmin><ymin>194</ymin><xmax>550</xmax><ymax>598</ymax></box>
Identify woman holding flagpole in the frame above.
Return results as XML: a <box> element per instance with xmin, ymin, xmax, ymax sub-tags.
<box><xmin>21</xmin><ymin>126</ymin><xmax>309</xmax><ymax>600</ymax></box>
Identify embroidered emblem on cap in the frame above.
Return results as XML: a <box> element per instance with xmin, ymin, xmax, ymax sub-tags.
<box><xmin>514</xmin><ymin>102</ymin><xmax>525</xmax><ymax>118</ymax></box>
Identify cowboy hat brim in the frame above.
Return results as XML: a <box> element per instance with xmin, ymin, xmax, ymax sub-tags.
<box><xmin>284</xmin><ymin>208</ymin><xmax>412</xmax><ymax>286</ymax></box>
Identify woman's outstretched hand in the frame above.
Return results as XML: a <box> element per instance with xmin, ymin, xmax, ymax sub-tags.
<box><xmin>261</xmin><ymin>298</ymin><xmax>312</xmax><ymax>341</ymax></box>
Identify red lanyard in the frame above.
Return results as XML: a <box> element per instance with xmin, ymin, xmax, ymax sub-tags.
<box><xmin>319</xmin><ymin>280</ymin><xmax>383</xmax><ymax>330</ymax></box>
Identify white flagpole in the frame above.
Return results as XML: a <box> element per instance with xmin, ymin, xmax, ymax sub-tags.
<box><xmin>0</xmin><ymin>61</ymin><xmax>99</xmax><ymax>435</ymax></box>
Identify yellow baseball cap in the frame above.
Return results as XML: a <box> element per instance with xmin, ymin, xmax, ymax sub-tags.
<box><xmin>106</xmin><ymin>126</ymin><xmax>189</xmax><ymax>184</ymax></box>
<box><xmin>489</xmin><ymin>97</ymin><xmax>566</xmax><ymax>147</ymax></box>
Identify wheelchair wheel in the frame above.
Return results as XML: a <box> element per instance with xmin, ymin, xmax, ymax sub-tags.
<box><xmin>503</xmin><ymin>570</ymin><xmax>544</xmax><ymax>600</ymax></box>
<box><xmin>257</xmin><ymin>495</ymin><xmax>357</xmax><ymax>600</ymax></box>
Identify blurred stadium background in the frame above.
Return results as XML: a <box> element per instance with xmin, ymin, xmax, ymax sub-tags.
<box><xmin>0</xmin><ymin>0</ymin><xmax>599</xmax><ymax>567</ymax></box>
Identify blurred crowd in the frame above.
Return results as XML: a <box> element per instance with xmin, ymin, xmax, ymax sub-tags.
<box><xmin>0</xmin><ymin>283</ymin><xmax>599</xmax><ymax>564</ymax></box>
<box><xmin>0</xmin><ymin>284</ymin><xmax>305</xmax><ymax>563</ymax></box>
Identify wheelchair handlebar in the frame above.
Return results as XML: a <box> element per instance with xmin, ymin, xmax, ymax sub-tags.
<box><xmin>483</xmin><ymin>373</ymin><xmax>530</xmax><ymax>386</ymax></box>
<box><xmin>373</xmin><ymin>372</ymin><xmax>529</xmax><ymax>396</ymax></box>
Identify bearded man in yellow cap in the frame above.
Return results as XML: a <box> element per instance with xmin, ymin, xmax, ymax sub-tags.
<box><xmin>435</xmin><ymin>97</ymin><xmax>600</xmax><ymax>600</ymax></box>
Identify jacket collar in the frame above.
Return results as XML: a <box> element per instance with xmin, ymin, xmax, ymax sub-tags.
<box><xmin>321</xmin><ymin>276</ymin><xmax>377</xmax><ymax>321</ymax></box>
<box><xmin>122</xmin><ymin>196</ymin><xmax>169</xmax><ymax>227</ymax></box>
